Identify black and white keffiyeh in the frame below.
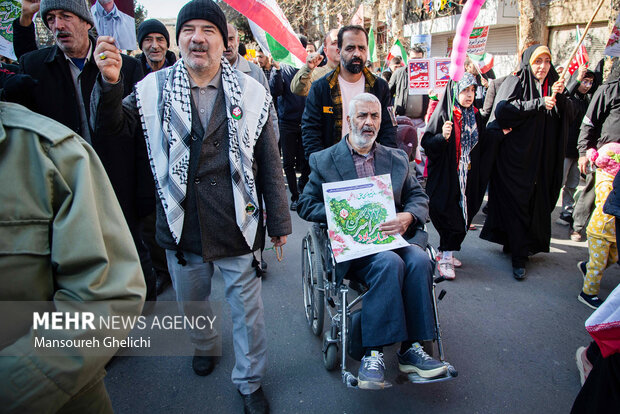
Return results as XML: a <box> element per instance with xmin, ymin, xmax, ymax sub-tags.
<box><xmin>135</xmin><ymin>57</ymin><xmax>271</xmax><ymax>247</ymax></box>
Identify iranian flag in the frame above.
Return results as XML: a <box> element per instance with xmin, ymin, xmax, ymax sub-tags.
<box><xmin>567</xmin><ymin>26</ymin><xmax>590</xmax><ymax>75</ymax></box>
<box><xmin>222</xmin><ymin>0</ymin><xmax>307</xmax><ymax>67</ymax></box>
<box><xmin>386</xmin><ymin>39</ymin><xmax>408</xmax><ymax>66</ymax></box>
<box><xmin>467</xmin><ymin>52</ymin><xmax>494</xmax><ymax>74</ymax></box>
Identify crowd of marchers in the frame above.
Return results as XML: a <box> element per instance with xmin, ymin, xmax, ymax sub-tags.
<box><xmin>0</xmin><ymin>0</ymin><xmax>619</xmax><ymax>413</ymax></box>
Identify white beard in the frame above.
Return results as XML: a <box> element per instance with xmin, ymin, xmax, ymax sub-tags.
<box><xmin>349</xmin><ymin>125</ymin><xmax>376</xmax><ymax>151</ymax></box>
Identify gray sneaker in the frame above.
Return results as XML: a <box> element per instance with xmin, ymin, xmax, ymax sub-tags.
<box><xmin>357</xmin><ymin>351</ymin><xmax>386</xmax><ymax>389</ymax></box>
<box><xmin>398</xmin><ymin>342</ymin><xmax>447</xmax><ymax>378</ymax></box>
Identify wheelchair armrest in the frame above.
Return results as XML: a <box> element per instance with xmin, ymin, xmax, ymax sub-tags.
<box><xmin>404</xmin><ymin>225</ymin><xmax>429</xmax><ymax>250</ymax></box>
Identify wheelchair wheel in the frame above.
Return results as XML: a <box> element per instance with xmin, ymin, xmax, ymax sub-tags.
<box><xmin>301</xmin><ymin>230</ymin><xmax>324</xmax><ymax>336</ymax></box>
<box><xmin>323</xmin><ymin>332</ymin><xmax>339</xmax><ymax>371</ymax></box>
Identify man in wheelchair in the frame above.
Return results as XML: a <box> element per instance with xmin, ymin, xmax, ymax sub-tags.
<box><xmin>297</xmin><ymin>93</ymin><xmax>447</xmax><ymax>389</ymax></box>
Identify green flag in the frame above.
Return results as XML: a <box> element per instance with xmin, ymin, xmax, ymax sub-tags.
<box><xmin>369</xmin><ymin>26</ymin><xmax>378</xmax><ymax>63</ymax></box>
<box><xmin>266</xmin><ymin>32</ymin><xmax>304</xmax><ymax>68</ymax></box>
<box><xmin>387</xmin><ymin>39</ymin><xmax>408</xmax><ymax>65</ymax></box>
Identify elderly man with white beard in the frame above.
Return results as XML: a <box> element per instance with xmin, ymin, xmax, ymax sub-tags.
<box><xmin>297</xmin><ymin>92</ymin><xmax>446</xmax><ymax>390</ymax></box>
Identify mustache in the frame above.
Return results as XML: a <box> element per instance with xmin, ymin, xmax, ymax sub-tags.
<box><xmin>361</xmin><ymin>126</ymin><xmax>375</xmax><ymax>133</ymax></box>
<box><xmin>55</xmin><ymin>30</ymin><xmax>72</xmax><ymax>37</ymax></box>
<box><xmin>189</xmin><ymin>45</ymin><xmax>208</xmax><ymax>52</ymax></box>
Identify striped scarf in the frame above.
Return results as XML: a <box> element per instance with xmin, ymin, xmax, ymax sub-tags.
<box><xmin>135</xmin><ymin>57</ymin><xmax>271</xmax><ymax>248</ymax></box>
<box><xmin>456</xmin><ymin>103</ymin><xmax>479</xmax><ymax>227</ymax></box>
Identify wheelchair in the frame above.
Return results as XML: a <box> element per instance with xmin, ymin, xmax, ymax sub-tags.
<box><xmin>301</xmin><ymin>223</ymin><xmax>458</xmax><ymax>388</ymax></box>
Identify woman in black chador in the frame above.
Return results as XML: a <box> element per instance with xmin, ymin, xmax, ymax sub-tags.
<box><xmin>480</xmin><ymin>45</ymin><xmax>569</xmax><ymax>280</ymax></box>
<box><xmin>422</xmin><ymin>72</ymin><xmax>491</xmax><ymax>280</ymax></box>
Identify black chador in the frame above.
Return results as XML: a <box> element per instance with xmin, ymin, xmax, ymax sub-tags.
<box><xmin>480</xmin><ymin>45</ymin><xmax>571</xmax><ymax>271</ymax></box>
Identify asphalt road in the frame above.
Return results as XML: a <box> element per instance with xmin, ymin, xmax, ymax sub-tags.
<box><xmin>105</xmin><ymin>202</ymin><xmax>618</xmax><ymax>414</ymax></box>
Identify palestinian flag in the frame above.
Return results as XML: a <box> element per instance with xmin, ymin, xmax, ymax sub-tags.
<box><xmin>222</xmin><ymin>0</ymin><xmax>307</xmax><ymax>68</ymax></box>
<box><xmin>467</xmin><ymin>52</ymin><xmax>494</xmax><ymax>74</ymax></box>
<box><xmin>386</xmin><ymin>39</ymin><xmax>408</xmax><ymax>66</ymax></box>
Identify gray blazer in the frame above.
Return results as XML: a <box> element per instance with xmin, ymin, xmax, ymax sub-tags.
<box><xmin>481</xmin><ymin>76</ymin><xmax>508</xmax><ymax>120</ymax></box>
<box><xmin>297</xmin><ymin>138</ymin><xmax>430</xmax><ymax>282</ymax></box>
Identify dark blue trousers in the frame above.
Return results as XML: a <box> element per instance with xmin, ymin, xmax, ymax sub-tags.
<box><xmin>279</xmin><ymin>120</ymin><xmax>309</xmax><ymax>201</ymax></box>
<box><xmin>349</xmin><ymin>245</ymin><xmax>436</xmax><ymax>347</ymax></box>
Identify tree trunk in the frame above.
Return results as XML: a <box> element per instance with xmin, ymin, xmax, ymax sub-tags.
<box><xmin>518</xmin><ymin>0</ymin><xmax>549</xmax><ymax>52</ymax></box>
<box><xmin>603</xmin><ymin>0</ymin><xmax>620</xmax><ymax>81</ymax></box>
<box><xmin>390</xmin><ymin>0</ymin><xmax>405</xmax><ymax>41</ymax></box>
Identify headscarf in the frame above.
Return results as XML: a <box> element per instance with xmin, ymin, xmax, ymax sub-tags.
<box><xmin>517</xmin><ymin>44</ymin><xmax>559</xmax><ymax>101</ymax></box>
<box><xmin>487</xmin><ymin>44</ymin><xmax>560</xmax><ymax>127</ymax></box>
<box><xmin>528</xmin><ymin>46</ymin><xmax>551</xmax><ymax>68</ymax></box>
<box><xmin>455</xmin><ymin>73</ymin><xmax>479</xmax><ymax>157</ymax></box>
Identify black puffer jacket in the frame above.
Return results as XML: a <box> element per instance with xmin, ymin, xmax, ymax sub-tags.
<box><xmin>564</xmin><ymin>70</ymin><xmax>597</xmax><ymax>159</ymax></box>
<box><xmin>301</xmin><ymin>66</ymin><xmax>397</xmax><ymax>158</ymax></box>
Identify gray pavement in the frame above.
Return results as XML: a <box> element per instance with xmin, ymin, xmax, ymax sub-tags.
<box><xmin>105</xmin><ymin>204</ymin><xmax>619</xmax><ymax>413</ymax></box>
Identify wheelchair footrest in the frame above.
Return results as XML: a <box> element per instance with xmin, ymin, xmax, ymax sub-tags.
<box><xmin>406</xmin><ymin>363</ymin><xmax>458</xmax><ymax>384</ymax></box>
<box><xmin>342</xmin><ymin>371</ymin><xmax>393</xmax><ymax>390</ymax></box>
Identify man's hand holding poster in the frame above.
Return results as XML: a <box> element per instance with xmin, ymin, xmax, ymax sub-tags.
<box><xmin>322</xmin><ymin>174</ymin><xmax>409</xmax><ymax>263</ymax></box>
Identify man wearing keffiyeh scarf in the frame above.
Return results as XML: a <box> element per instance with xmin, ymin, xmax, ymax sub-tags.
<box><xmin>90</xmin><ymin>1</ymin><xmax>291</xmax><ymax>411</ymax></box>
<box><xmin>422</xmin><ymin>72</ymin><xmax>490</xmax><ymax>280</ymax></box>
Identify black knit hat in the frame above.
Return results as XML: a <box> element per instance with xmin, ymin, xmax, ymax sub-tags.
<box><xmin>138</xmin><ymin>19</ymin><xmax>170</xmax><ymax>49</ymax></box>
<box><xmin>176</xmin><ymin>0</ymin><xmax>228</xmax><ymax>48</ymax></box>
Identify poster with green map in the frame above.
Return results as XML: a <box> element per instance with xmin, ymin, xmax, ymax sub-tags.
<box><xmin>0</xmin><ymin>1</ymin><xmax>20</xmax><ymax>60</ymax></box>
<box><xmin>322</xmin><ymin>174</ymin><xmax>409</xmax><ymax>263</ymax></box>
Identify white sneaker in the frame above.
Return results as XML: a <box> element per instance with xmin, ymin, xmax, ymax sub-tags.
<box><xmin>438</xmin><ymin>259</ymin><xmax>455</xmax><ymax>279</ymax></box>
<box><xmin>436</xmin><ymin>252</ymin><xmax>462</xmax><ymax>268</ymax></box>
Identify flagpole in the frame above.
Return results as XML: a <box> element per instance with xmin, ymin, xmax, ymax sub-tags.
<box><xmin>552</xmin><ymin>0</ymin><xmax>605</xmax><ymax>98</ymax></box>
<box><xmin>472</xmin><ymin>59</ymin><xmax>483</xmax><ymax>77</ymax></box>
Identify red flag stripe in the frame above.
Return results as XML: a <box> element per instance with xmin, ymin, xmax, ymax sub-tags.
<box><xmin>568</xmin><ymin>44</ymin><xmax>589</xmax><ymax>75</ymax></box>
<box><xmin>222</xmin><ymin>0</ymin><xmax>307</xmax><ymax>63</ymax></box>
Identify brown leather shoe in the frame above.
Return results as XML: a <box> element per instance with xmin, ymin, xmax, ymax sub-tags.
<box><xmin>239</xmin><ymin>387</ymin><xmax>269</xmax><ymax>414</ymax></box>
